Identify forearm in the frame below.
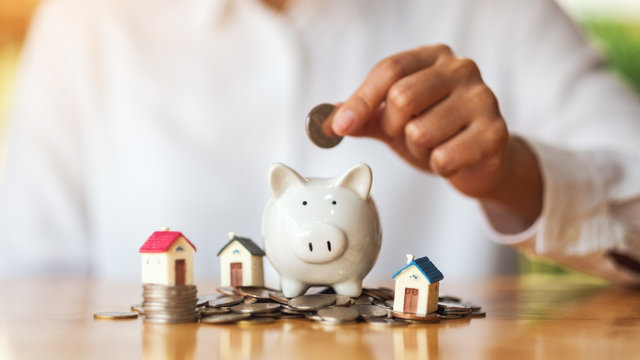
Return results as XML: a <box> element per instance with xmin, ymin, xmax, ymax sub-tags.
<box><xmin>480</xmin><ymin>136</ymin><xmax>543</xmax><ymax>234</ymax></box>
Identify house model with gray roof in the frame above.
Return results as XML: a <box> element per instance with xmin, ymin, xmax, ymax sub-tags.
<box><xmin>217</xmin><ymin>232</ymin><xmax>265</xmax><ymax>287</ymax></box>
<box><xmin>392</xmin><ymin>254</ymin><xmax>444</xmax><ymax>316</ymax></box>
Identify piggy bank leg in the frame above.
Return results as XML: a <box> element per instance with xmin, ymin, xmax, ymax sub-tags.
<box><xmin>281</xmin><ymin>278</ymin><xmax>309</xmax><ymax>298</ymax></box>
<box><xmin>333</xmin><ymin>280</ymin><xmax>362</xmax><ymax>297</ymax></box>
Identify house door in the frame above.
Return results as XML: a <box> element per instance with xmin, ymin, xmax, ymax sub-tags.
<box><xmin>404</xmin><ymin>288</ymin><xmax>419</xmax><ymax>313</ymax></box>
<box><xmin>230</xmin><ymin>262</ymin><xmax>242</xmax><ymax>287</ymax></box>
<box><xmin>175</xmin><ymin>259</ymin><xmax>186</xmax><ymax>286</ymax></box>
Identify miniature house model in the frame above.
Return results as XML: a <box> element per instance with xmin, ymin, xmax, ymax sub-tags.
<box><xmin>139</xmin><ymin>228</ymin><xmax>197</xmax><ymax>286</ymax></box>
<box><xmin>392</xmin><ymin>254</ymin><xmax>443</xmax><ymax>316</ymax></box>
<box><xmin>217</xmin><ymin>232</ymin><xmax>265</xmax><ymax>287</ymax></box>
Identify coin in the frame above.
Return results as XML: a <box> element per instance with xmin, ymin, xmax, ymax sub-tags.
<box><xmin>200</xmin><ymin>313</ymin><xmax>251</xmax><ymax>324</ymax></box>
<box><xmin>351</xmin><ymin>304</ymin><xmax>389</xmax><ymax>320</ymax></box>
<box><xmin>200</xmin><ymin>307</ymin><xmax>231</xmax><ymax>317</ymax></box>
<box><xmin>288</xmin><ymin>294</ymin><xmax>337</xmax><ymax>310</ymax></box>
<box><xmin>391</xmin><ymin>311</ymin><xmax>441</xmax><ymax>322</ymax></box>
<box><xmin>353</xmin><ymin>295</ymin><xmax>374</xmax><ymax>305</ymax></box>
<box><xmin>305</xmin><ymin>103</ymin><xmax>343</xmax><ymax>148</ymax></box>
<box><xmin>438</xmin><ymin>301</ymin><xmax>471</xmax><ymax>311</ymax></box>
<box><xmin>317</xmin><ymin>307</ymin><xmax>360</xmax><ymax>323</ymax></box>
<box><xmin>130</xmin><ymin>304</ymin><xmax>142</xmax><ymax>312</ymax></box>
<box><xmin>334</xmin><ymin>294</ymin><xmax>354</xmax><ymax>307</ymax></box>
<box><xmin>93</xmin><ymin>311</ymin><xmax>139</xmax><ymax>320</ymax></box>
<box><xmin>234</xmin><ymin>287</ymin><xmax>272</xmax><ymax>300</ymax></box>
<box><xmin>208</xmin><ymin>295</ymin><xmax>245</xmax><ymax>308</ymax></box>
<box><xmin>466</xmin><ymin>310</ymin><xmax>486</xmax><ymax>318</ymax></box>
<box><xmin>268</xmin><ymin>291</ymin><xmax>290</xmax><ymax>305</ymax></box>
<box><xmin>197</xmin><ymin>294</ymin><xmax>220</xmax><ymax>307</ymax></box>
<box><xmin>230</xmin><ymin>303</ymin><xmax>281</xmax><ymax>314</ymax></box>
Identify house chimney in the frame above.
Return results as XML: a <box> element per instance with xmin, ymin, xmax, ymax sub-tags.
<box><xmin>406</xmin><ymin>254</ymin><xmax>415</xmax><ymax>264</ymax></box>
<box><xmin>160</xmin><ymin>226</ymin><xmax>170</xmax><ymax>231</ymax></box>
<box><xmin>228</xmin><ymin>231</ymin><xmax>236</xmax><ymax>240</ymax></box>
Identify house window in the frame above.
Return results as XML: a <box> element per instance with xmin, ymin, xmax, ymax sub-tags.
<box><xmin>176</xmin><ymin>246</ymin><xmax>184</xmax><ymax>252</ymax></box>
<box><xmin>232</xmin><ymin>249</ymin><xmax>240</xmax><ymax>254</ymax></box>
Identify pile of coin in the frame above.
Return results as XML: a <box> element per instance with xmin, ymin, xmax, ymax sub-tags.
<box><xmin>140</xmin><ymin>284</ymin><xmax>200</xmax><ymax>324</ymax></box>
<box><xmin>190</xmin><ymin>286</ymin><xmax>485</xmax><ymax>326</ymax></box>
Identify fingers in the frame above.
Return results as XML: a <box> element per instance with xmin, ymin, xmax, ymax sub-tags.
<box><xmin>427</xmin><ymin>118</ymin><xmax>508</xmax><ymax>177</ymax></box>
<box><xmin>332</xmin><ymin>45</ymin><xmax>451</xmax><ymax>136</ymax></box>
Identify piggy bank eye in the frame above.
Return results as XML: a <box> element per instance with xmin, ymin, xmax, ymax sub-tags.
<box><xmin>302</xmin><ymin>201</ymin><xmax>308</xmax><ymax>206</ymax></box>
<box><xmin>332</xmin><ymin>200</ymin><xmax>337</xmax><ymax>205</ymax></box>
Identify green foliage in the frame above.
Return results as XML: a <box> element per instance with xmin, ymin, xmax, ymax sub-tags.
<box><xmin>581</xmin><ymin>19</ymin><xmax>640</xmax><ymax>94</ymax></box>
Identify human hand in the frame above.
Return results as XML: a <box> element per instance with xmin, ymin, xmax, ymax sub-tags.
<box><xmin>331</xmin><ymin>45</ymin><xmax>542</xmax><ymax>226</ymax></box>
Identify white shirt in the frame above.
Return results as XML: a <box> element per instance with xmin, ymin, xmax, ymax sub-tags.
<box><xmin>1</xmin><ymin>0</ymin><xmax>639</xmax><ymax>285</ymax></box>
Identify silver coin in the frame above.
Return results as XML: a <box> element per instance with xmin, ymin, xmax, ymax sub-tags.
<box><xmin>465</xmin><ymin>310</ymin><xmax>486</xmax><ymax>318</ymax></box>
<box><xmin>353</xmin><ymin>295</ymin><xmax>374</xmax><ymax>305</ymax></box>
<box><xmin>334</xmin><ymin>294</ymin><xmax>354</xmax><ymax>307</ymax></box>
<box><xmin>438</xmin><ymin>301</ymin><xmax>471</xmax><ymax>311</ymax></box>
<box><xmin>208</xmin><ymin>295</ymin><xmax>245</xmax><ymax>308</ymax></box>
<box><xmin>385</xmin><ymin>299</ymin><xmax>394</xmax><ymax>308</ymax></box>
<box><xmin>200</xmin><ymin>307</ymin><xmax>231</xmax><ymax>317</ymax></box>
<box><xmin>197</xmin><ymin>294</ymin><xmax>221</xmax><ymax>307</ymax></box>
<box><xmin>351</xmin><ymin>304</ymin><xmax>389</xmax><ymax>320</ymax></box>
<box><xmin>268</xmin><ymin>291</ymin><xmax>290</xmax><ymax>305</ymax></box>
<box><xmin>230</xmin><ymin>303</ymin><xmax>281</xmax><ymax>314</ymax></box>
<box><xmin>317</xmin><ymin>307</ymin><xmax>360</xmax><ymax>323</ymax></box>
<box><xmin>200</xmin><ymin>313</ymin><xmax>251</xmax><ymax>324</ymax></box>
<box><xmin>288</xmin><ymin>294</ymin><xmax>337</xmax><ymax>310</ymax></box>
<box><xmin>305</xmin><ymin>103</ymin><xmax>343</xmax><ymax>148</ymax></box>
<box><xmin>216</xmin><ymin>286</ymin><xmax>237</xmax><ymax>296</ymax></box>
<box><xmin>234</xmin><ymin>287</ymin><xmax>272</xmax><ymax>300</ymax></box>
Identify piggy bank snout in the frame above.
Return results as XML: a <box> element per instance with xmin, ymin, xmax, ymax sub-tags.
<box><xmin>293</xmin><ymin>223</ymin><xmax>347</xmax><ymax>264</ymax></box>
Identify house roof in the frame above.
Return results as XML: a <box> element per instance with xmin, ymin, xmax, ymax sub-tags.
<box><xmin>217</xmin><ymin>235</ymin><xmax>265</xmax><ymax>256</ymax></box>
<box><xmin>392</xmin><ymin>256</ymin><xmax>444</xmax><ymax>283</ymax></box>
<box><xmin>139</xmin><ymin>231</ymin><xmax>197</xmax><ymax>253</ymax></box>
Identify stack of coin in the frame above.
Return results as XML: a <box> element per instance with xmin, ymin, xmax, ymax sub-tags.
<box><xmin>141</xmin><ymin>284</ymin><xmax>200</xmax><ymax>324</ymax></box>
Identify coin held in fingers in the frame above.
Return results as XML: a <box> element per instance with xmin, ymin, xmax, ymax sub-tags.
<box><xmin>306</xmin><ymin>103</ymin><xmax>343</xmax><ymax>148</ymax></box>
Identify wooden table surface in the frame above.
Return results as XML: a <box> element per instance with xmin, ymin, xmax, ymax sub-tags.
<box><xmin>0</xmin><ymin>275</ymin><xmax>638</xmax><ymax>360</ymax></box>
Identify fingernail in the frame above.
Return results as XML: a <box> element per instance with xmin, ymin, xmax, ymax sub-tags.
<box><xmin>332</xmin><ymin>109</ymin><xmax>356</xmax><ymax>135</ymax></box>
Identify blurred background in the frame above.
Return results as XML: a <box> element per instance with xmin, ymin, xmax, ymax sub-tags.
<box><xmin>0</xmin><ymin>0</ymin><xmax>639</xmax><ymax>276</ymax></box>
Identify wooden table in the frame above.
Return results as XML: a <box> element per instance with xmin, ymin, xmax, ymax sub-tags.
<box><xmin>0</xmin><ymin>275</ymin><xmax>638</xmax><ymax>359</ymax></box>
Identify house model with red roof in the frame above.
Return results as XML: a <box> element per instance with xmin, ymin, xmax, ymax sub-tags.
<box><xmin>392</xmin><ymin>254</ymin><xmax>443</xmax><ymax>316</ymax></box>
<box><xmin>217</xmin><ymin>232</ymin><xmax>265</xmax><ymax>287</ymax></box>
<box><xmin>139</xmin><ymin>227</ymin><xmax>197</xmax><ymax>286</ymax></box>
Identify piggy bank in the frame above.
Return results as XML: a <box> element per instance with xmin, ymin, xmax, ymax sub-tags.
<box><xmin>262</xmin><ymin>163</ymin><xmax>382</xmax><ymax>297</ymax></box>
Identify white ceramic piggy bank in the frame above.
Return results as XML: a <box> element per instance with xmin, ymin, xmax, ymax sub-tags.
<box><xmin>262</xmin><ymin>163</ymin><xmax>382</xmax><ymax>297</ymax></box>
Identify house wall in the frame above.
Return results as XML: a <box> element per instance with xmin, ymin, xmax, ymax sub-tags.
<box><xmin>219</xmin><ymin>241</ymin><xmax>251</xmax><ymax>286</ymax></box>
<box><xmin>250</xmin><ymin>256</ymin><xmax>265</xmax><ymax>287</ymax></box>
<box><xmin>141</xmin><ymin>237</ymin><xmax>194</xmax><ymax>286</ymax></box>
<box><xmin>427</xmin><ymin>282</ymin><xmax>439</xmax><ymax>314</ymax></box>
<box><xmin>141</xmin><ymin>253</ymin><xmax>168</xmax><ymax>285</ymax></box>
<box><xmin>393</xmin><ymin>266</ymin><xmax>431</xmax><ymax>315</ymax></box>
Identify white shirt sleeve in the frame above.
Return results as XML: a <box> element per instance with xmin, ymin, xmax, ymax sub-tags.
<box><xmin>483</xmin><ymin>0</ymin><xmax>640</xmax><ymax>282</ymax></box>
<box><xmin>0</xmin><ymin>0</ymin><xmax>89</xmax><ymax>274</ymax></box>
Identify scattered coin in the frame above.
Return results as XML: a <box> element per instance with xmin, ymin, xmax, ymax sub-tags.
<box><xmin>466</xmin><ymin>311</ymin><xmax>487</xmax><ymax>318</ymax></box>
<box><xmin>93</xmin><ymin>311</ymin><xmax>139</xmax><ymax>320</ymax></box>
<box><xmin>197</xmin><ymin>294</ymin><xmax>220</xmax><ymax>307</ymax></box>
<box><xmin>305</xmin><ymin>103</ymin><xmax>343</xmax><ymax>148</ymax></box>
<box><xmin>231</xmin><ymin>303</ymin><xmax>281</xmax><ymax>314</ymax></box>
<box><xmin>243</xmin><ymin>297</ymin><xmax>258</xmax><ymax>305</ymax></box>
<box><xmin>216</xmin><ymin>286</ymin><xmax>237</xmax><ymax>296</ymax></box>
<box><xmin>367</xmin><ymin>318</ymin><xmax>406</xmax><ymax>327</ymax></box>
<box><xmin>317</xmin><ymin>307</ymin><xmax>360</xmax><ymax>323</ymax></box>
<box><xmin>351</xmin><ymin>304</ymin><xmax>389</xmax><ymax>320</ymax></box>
<box><xmin>353</xmin><ymin>295</ymin><xmax>374</xmax><ymax>305</ymax></box>
<box><xmin>334</xmin><ymin>294</ymin><xmax>354</xmax><ymax>307</ymax></box>
<box><xmin>268</xmin><ymin>291</ymin><xmax>290</xmax><ymax>305</ymax></box>
<box><xmin>288</xmin><ymin>294</ymin><xmax>337</xmax><ymax>310</ymax></box>
<box><xmin>234</xmin><ymin>287</ymin><xmax>272</xmax><ymax>300</ymax></box>
<box><xmin>200</xmin><ymin>307</ymin><xmax>231</xmax><ymax>317</ymax></box>
<box><xmin>130</xmin><ymin>304</ymin><xmax>142</xmax><ymax>313</ymax></box>
<box><xmin>208</xmin><ymin>295</ymin><xmax>245</xmax><ymax>308</ymax></box>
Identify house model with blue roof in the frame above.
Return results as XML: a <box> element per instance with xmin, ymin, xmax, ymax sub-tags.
<box><xmin>217</xmin><ymin>232</ymin><xmax>265</xmax><ymax>287</ymax></box>
<box><xmin>392</xmin><ymin>254</ymin><xmax>443</xmax><ymax>316</ymax></box>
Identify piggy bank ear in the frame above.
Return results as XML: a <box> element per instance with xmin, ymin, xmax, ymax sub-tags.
<box><xmin>269</xmin><ymin>163</ymin><xmax>306</xmax><ymax>198</ymax></box>
<box><xmin>336</xmin><ymin>163</ymin><xmax>372</xmax><ymax>200</ymax></box>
